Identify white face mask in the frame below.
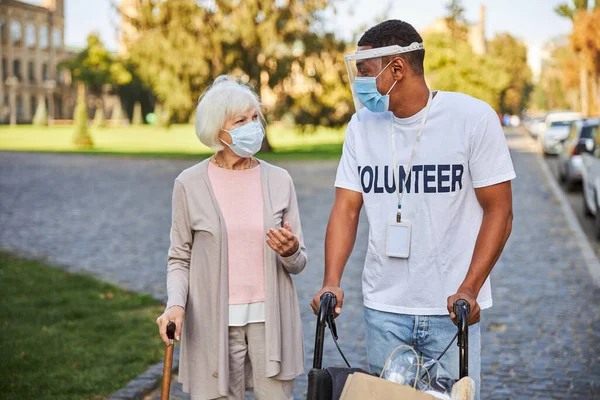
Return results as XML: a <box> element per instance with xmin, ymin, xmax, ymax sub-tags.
<box><xmin>221</xmin><ymin>121</ymin><xmax>265</xmax><ymax>158</ymax></box>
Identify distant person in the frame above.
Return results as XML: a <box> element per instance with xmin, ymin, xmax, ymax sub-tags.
<box><xmin>311</xmin><ymin>20</ymin><xmax>515</xmax><ymax>400</ymax></box>
<box><xmin>156</xmin><ymin>75</ymin><xmax>307</xmax><ymax>400</ymax></box>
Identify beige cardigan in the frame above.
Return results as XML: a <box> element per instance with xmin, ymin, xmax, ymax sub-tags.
<box><xmin>165</xmin><ymin>159</ymin><xmax>307</xmax><ymax>399</ymax></box>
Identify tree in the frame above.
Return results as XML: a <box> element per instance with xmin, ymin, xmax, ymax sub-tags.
<box><xmin>60</xmin><ymin>34</ymin><xmax>133</xmax><ymax>129</ymax></box>
<box><xmin>119</xmin><ymin>0</ymin><xmax>353</xmax><ymax>150</ymax></box>
<box><xmin>555</xmin><ymin>0</ymin><xmax>597</xmax><ymax>115</ymax></box>
<box><xmin>445</xmin><ymin>0</ymin><xmax>468</xmax><ymax>41</ymax></box>
<box><xmin>536</xmin><ymin>38</ymin><xmax>578</xmax><ymax>111</ymax></box>
<box><xmin>73</xmin><ymin>83</ymin><xmax>94</xmax><ymax>148</ymax></box>
<box><xmin>555</xmin><ymin>0</ymin><xmax>589</xmax><ymax>19</ymax></box>
<box><xmin>488</xmin><ymin>33</ymin><xmax>534</xmax><ymax>115</ymax></box>
<box><xmin>116</xmin><ymin>62</ymin><xmax>154</xmax><ymax>126</ymax></box>
<box><xmin>571</xmin><ymin>8</ymin><xmax>600</xmax><ymax>114</ymax></box>
<box><xmin>61</xmin><ymin>34</ymin><xmax>131</xmax><ymax>96</ymax></box>
<box><xmin>424</xmin><ymin>32</ymin><xmax>511</xmax><ymax>111</ymax></box>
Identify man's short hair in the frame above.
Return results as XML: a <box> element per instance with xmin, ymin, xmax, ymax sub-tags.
<box><xmin>358</xmin><ymin>20</ymin><xmax>425</xmax><ymax>76</ymax></box>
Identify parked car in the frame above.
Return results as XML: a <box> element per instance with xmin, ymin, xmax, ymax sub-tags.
<box><xmin>558</xmin><ymin>119</ymin><xmax>598</xmax><ymax>191</ymax></box>
<box><xmin>540</xmin><ymin>111</ymin><xmax>581</xmax><ymax>155</ymax></box>
<box><xmin>526</xmin><ymin>116</ymin><xmax>545</xmax><ymax>138</ymax></box>
<box><xmin>579</xmin><ymin>120</ymin><xmax>600</xmax><ymax>238</ymax></box>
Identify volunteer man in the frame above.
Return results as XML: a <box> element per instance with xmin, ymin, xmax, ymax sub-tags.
<box><xmin>311</xmin><ymin>20</ymin><xmax>515</xmax><ymax>400</ymax></box>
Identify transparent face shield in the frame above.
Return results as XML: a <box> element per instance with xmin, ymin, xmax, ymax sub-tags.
<box><xmin>344</xmin><ymin>43</ymin><xmax>424</xmax><ymax>113</ymax></box>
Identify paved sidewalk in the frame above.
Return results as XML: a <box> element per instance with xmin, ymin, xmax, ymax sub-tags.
<box><xmin>1</xmin><ymin>128</ymin><xmax>599</xmax><ymax>399</ymax></box>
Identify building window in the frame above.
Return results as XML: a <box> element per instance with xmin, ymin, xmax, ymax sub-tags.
<box><xmin>25</xmin><ymin>24</ymin><xmax>36</xmax><ymax>48</ymax></box>
<box><xmin>28</xmin><ymin>61</ymin><xmax>35</xmax><ymax>83</ymax></box>
<box><xmin>56</xmin><ymin>68</ymin><xmax>62</xmax><ymax>84</ymax></box>
<box><xmin>11</xmin><ymin>21</ymin><xmax>22</xmax><ymax>46</ymax></box>
<box><xmin>0</xmin><ymin>19</ymin><xmax>6</xmax><ymax>44</ymax></box>
<box><xmin>17</xmin><ymin>95</ymin><xmax>24</xmax><ymax>120</ymax></box>
<box><xmin>40</xmin><ymin>26</ymin><xmax>48</xmax><ymax>49</ymax></box>
<box><xmin>2</xmin><ymin>58</ymin><xmax>6</xmax><ymax>81</ymax></box>
<box><xmin>42</xmin><ymin>63</ymin><xmax>48</xmax><ymax>81</ymax></box>
<box><xmin>52</xmin><ymin>28</ymin><xmax>62</xmax><ymax>49</ymax></box>
<box><xmin>31</xmin><ymin>96</ymin><xmax>37</xmax><ymax>115</ymax></box>
<box><xmin>56</xmin><ymin>96</ymin><xmax>63</xmax><ymax>118</ymax></box>
<box><xmin>13</xmin><ymin>59</ymin><xmax>22</xmax><ymax>81</ymax></box>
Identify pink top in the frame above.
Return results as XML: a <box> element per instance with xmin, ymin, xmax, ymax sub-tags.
<box><xmin>208</xmin><ymin>162</ymin><xmax>265</xmax><ymax>305</ymax></box>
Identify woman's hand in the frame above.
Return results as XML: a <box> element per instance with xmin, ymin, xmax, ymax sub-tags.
<box><xmin>267</xmin><ymin>221</ymin><xmax>299</xmax><ymax>257</ymax></box>
<box><xmin>156</xmin><ymin>305</ymin><xmax>185</xmax><ymax>346</ymax></box>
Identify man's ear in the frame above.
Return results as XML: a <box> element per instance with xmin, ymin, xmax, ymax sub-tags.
<box><xmin>390</xmin><ymin>57</ymin><xmax>408</xmax><ymax>80</ymax></box>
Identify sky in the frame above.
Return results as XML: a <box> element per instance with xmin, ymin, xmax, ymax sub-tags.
<box><xmin>26</xmin><ymin>0</ymin><xmax>574</xmax><ymax>79</ymax></box>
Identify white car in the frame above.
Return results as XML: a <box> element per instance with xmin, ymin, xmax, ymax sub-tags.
<box><xmin>540</xmin><ymin>111</ymin><xmax>582</xmax><ymax>155</ymax></box>
<box><xmin>580</xmin><ymin>120</ymin><xmax>600</xmax><ymax>238</ymax></box>
<box><xmin>558</xmin><ymin>119</ymin><xmax>598</xmax><ymax>191</ymax></box>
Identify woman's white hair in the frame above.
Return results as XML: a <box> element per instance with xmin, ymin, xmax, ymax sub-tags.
<box><xmin>195</xmin><ymin>75</ymin><xmax>263</xmax><ymax>151</ymax></box>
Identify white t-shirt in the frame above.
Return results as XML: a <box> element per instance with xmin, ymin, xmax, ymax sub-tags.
<box><xmin>335</xmin><ymin>91</ymin><xmax>516</xmax><ymax>315</ymax></box>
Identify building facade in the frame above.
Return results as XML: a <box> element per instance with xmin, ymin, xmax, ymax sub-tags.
<box><xmin>0</xmin><ymin>0</ymin><xmax>74</xmax><ymax>124</ymax></box>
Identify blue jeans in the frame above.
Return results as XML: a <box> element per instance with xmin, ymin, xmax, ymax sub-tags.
<box><xmin>364</xmin><ymin>307</ymin><xmax>481</xmax><ymax>400</ymax></box>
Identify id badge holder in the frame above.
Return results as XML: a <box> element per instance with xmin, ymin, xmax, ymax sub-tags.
<box><xmin>386</xmin><ymin>219</ymin><xmax>412</xmax><ymax>258</ymax></box>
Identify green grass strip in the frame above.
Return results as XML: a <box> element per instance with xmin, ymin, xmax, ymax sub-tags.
<box><xmin>0</xmin><ymin>124</ymin><xmax>344</xmax><ymax>161</ymax></box>
<box><xmin>0</xmin><ymin>253</ymin><xmax>165</xmax><ymax>400</ymax></box>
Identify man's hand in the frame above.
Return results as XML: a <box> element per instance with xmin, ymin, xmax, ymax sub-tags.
<box><xmin>447</xmin><ymin>288</ymin><xmax>480</xmax><ymax>326</ymax></box>
<box><xmin>311</xmin><ymin>286</ymin><xmax>344</xmax><ymax>317</ymax></box>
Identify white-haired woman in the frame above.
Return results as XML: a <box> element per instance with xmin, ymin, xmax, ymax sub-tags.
<box><xmin>155</xmin><ymin>76</ymin><xmax>306</xmax><ymax>400</ymax></box>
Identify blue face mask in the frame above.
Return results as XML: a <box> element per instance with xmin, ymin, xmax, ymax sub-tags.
<box><xmin>221</xmin><ymin>121</ymin><xmax>265</xmax><ymax>158</ymax></box>
<box><xmin>353</xmin><ymin>60</ymin><xmax>398</xmax><ymax>113</ymax></box>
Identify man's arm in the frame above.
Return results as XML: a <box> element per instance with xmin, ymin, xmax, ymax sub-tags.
<box><xmin>311</xmin><ymin>187</ymin><xmax>363</xmax><ymax>316</ymax></box>
<box><xmin>447</xmin><ymin>180</ymin><xmax>513</xmax><ymax>325</ymax></box>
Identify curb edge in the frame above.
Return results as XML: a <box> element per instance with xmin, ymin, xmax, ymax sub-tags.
<box><xmin>536</xmin><ymin>150</ymin><xmax>600</xmax><ymax>288</ymax></box>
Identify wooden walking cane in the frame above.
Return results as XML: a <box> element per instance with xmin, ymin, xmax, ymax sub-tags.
<box><xmin>161</xmin><ymin>321</ymin><xmax>176</xmax><ymax>400</ymax></box>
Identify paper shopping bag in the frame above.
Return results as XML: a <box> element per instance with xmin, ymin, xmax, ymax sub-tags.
<box><xmin>339</xmin><ymin>372</ymin><xmax>437</xmax><ymax>400</ymax></box>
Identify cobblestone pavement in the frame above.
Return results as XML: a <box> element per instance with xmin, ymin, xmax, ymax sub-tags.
<box><xmin>1</xmin><ymin>128</ymin><xmax>599</xmax><ymax>399</ymax></box>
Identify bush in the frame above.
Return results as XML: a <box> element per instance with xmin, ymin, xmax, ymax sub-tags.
<box><xmin>73</xmin><ymin>94</ymin><xmax>93</xmax><ymax>148</ymax></box>
<box><xmin>32</xmin><ymin>101</ymin><xmax>48</xmax><ymax>126</ymax></box>
<box><xmin>111</xmin><ymin>104</ymin><xmax>124</xmax><ymax>123</ymax></box>
<box><xmin>155</xmin><ymin>104</ymin><xmax>171</xmax><ymax>129</ymax></box>
<box><xmin>93</xmin><ymin>106</ymin><xmax>106</xmax><ymax>127</ymax></box>
<box><xmin>132</xmin><ymin>101</ymin><xmax>143</xmax><ymax>125</ymax></box>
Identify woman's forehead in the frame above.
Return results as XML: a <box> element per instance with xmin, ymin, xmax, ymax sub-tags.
<box><xmin>229</xmin><ymin>107</ymin><xmax>258</xmax><ymax>117</ymax></box>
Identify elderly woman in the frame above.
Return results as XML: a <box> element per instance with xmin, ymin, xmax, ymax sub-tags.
<box><xmin>156</xmin><ymin>75</ymin><xmax>307</xmax><ymax>400</ymax></box>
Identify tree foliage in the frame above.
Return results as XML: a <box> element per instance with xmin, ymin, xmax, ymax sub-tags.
<box><xmin>60</xmin><ymin>34</ymin><xmax>132</xmax><ymax>96</ymax></box>
<box><xmin>554</xmin><ymin>0</ymin><xmax>600</xmax><ymax>115</ymax></box>
<box><xmin>119</xmin><ymin>0</ymin><xmax>353</xmax><ymax>129</ymax></box>
<box><xmin>535</xmin><ymin>38</ymin><xmax>577</xmax><ymax>111</ymax></box>
<box><xmin>424</xmin><ymin>32</ymin><xmax>511</xmax><ymax>111</ymax></box>
<box><xmin>555</xmin><ymin>0</ymin><xmax>589</xmax><ymax>20</ymax></box>
<box><xmin>115</xmin><ymin>61</ymin><xmax>155</xmax><ymax>127</ymax></box>
<box><xmin>488</xmin><ymin>33</ymin><xmax>533</xmax><ymax>114</ymax></box>
<box><xmin>444</xmin><ymin>0</ymin><xmax>468</xmax><ymax>41</ymax></box>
